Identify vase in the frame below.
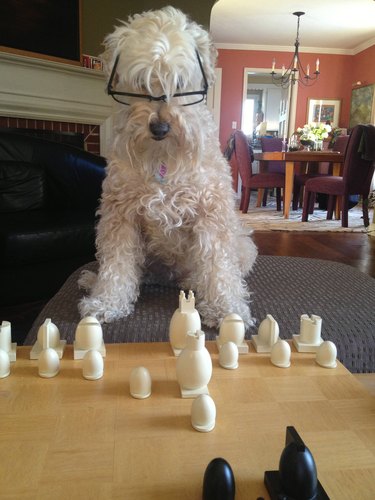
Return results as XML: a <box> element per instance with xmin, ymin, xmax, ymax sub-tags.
<box><xmin>176</xmin><ymin>330</ymin><xmax>212</xmax><ymax>392</ymax></box>
<box><xmin>314</xmin><ymin>139</ymin><xmax>323</xmax><ymax>151</ymax></box>
<box><xmin>300</xmin><ymin>139</ymin><xmax>314</xmax><ymax>151</ymax></box>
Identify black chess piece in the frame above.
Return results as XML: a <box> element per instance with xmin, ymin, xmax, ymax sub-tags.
<box><xmin>202</xmin><ymin>457</ymin><xmax>235</xmax><ymax>500</ymax></box>
<box><xmin>279</xmin><ymin>439</ymin><xmax>318</xmax><ymax>498</ymax></box>
<box><xmin>264</xmin><ymin>426</ymin><xmax>329</xmax><ymax>499</ymax></box>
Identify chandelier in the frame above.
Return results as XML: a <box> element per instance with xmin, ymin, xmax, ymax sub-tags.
<box><xmin>271</xmin><ymin>12</ymin><xmax>320</xmax><ymax>88</ymax></box>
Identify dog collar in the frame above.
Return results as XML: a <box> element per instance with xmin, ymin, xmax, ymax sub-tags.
<box><xmin>155</xmin><ymin>163</ymin><xmax>167</xmax><ymax>183</ymax></box>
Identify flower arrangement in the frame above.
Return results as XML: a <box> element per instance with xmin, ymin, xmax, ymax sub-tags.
<box><xmin>297</xmin><ymin>122</ymin><xmax>332</xmax><ymax>142</ymax></box>
<box><xmin>327</xmin><ymin>127</ymin><xmax>344</xmax><ymax>149</ymax></box>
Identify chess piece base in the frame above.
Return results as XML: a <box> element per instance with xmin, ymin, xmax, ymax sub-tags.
<box><xmin>30</xmin><ymin>340</ymin><xmax>66</xmax><ymax>360</ymax></box>
<box><xmin>192</xmin><ymin>420</ymin><xmax>215</xmax><ymax>432</ymax></box>
<box><xmin>216</xmin><ymin>336</ymin><xmax>248</xmax><ymax>354</ymax></box>
<box><xmin>264</xmin><ymin>470</ymin><xmax>329</xmax><ymax>500</ymax></box>
<box><xmin>171</xmin><ymin>345</ymin><xmax>183</xmax><ymax>357</ymax></box>
<box><xmin>73</xmin><ymin>341</ymin><xmax>106</xmax><ymax>359</ymax></box>
<box><xmin>292</xmin><ymin>334</ymin><xmax>323</xmax><ymax>352</ymax></box>
<box><xmin>180</xmin><ymin>385</ymin><xmax>209</xmax><ymax>399</ymax></box>
<box><xmin>251</xmin><ymin>335</ymin><xmax>273</xmax><ymax>353</ymax></box>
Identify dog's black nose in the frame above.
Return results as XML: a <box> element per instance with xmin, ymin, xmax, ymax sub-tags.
<box><xmin>150</xmin><ymin>121</ymin><xmax>170</xmax><ymax>140</ymax></box>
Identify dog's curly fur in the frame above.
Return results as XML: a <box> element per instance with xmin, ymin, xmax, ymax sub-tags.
<box><xmin>78</xmin><ymin>6</ymin><xmax>258</xmax><ymax>328</ymax></box>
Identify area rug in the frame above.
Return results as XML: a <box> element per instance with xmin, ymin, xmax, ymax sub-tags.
<box><xmin>24</xmin><ymin>256</ymin><xmax>375</xmax><ymax>373</ymax></box>
<box><xmin>238</xmin><ymin>194</ymin><xmax>374</xmax><ymax>233</ymax></box>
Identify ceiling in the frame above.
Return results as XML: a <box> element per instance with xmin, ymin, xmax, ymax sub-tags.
<box><xmin>210</xmin><ymin>0</ymin><xmax>375</xmax><ymax>54</ymax></box>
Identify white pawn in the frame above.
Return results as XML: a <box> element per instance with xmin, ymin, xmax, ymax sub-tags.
<box><xmin>129</xmin><ymin>366</ymin><xmax>152</xmax><ymax>399</ymax></box>
<box><xmin>270</xmin><ymin>340</ymin><xmax>291</xmax><ymax>368</ymax></box>
<box><xmin>82</xmin><ymin>350</ymin><xmax>104</xmax><ymax>380</ymax></box>
<box><xmin>316</xmin><ymin>341</ymin><xmax>337</xmax><ymax>368</ymax></box>
<box><xmin>219</xmin><ymin>342</ymin><xmax>239</xmax><ymax>370</ymax></box>
<box><xmin>38</xmin><ymin>327</ymin><xmax>60</xmax><ymax>378</ymax></box>
<box><xmin>191</xmin><ymin>394</ymin><xmax>216</xmax><ymax>432</ymax></box>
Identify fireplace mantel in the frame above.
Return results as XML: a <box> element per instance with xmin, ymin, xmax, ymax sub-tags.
<box><xmin>0</xmin><ymin>52</ymin><xmax>113</xmax><ymax>154</ymax></box>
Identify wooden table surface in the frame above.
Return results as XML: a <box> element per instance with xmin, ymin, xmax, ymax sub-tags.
<box><xmin>254</xmin><ymin>151</ymin><xmax>344</xmax><ymax>218</ymax></box>
<box><xmin>1</xmin><ymin>342</ymin><xmax>374</xmax><ymax>499</ymax></box>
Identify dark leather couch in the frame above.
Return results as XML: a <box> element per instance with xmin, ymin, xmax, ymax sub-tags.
<box><xmin>0</xmin><ymin>131</ymin><xmax>106</xmax><ymax>305</ymax></box>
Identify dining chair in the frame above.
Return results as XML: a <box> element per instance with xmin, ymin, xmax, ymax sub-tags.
<box><xmin>292</xmin><ymin>135</ymin><xmax>350</xmax><ymax>211</ymax></box>
<box><xmin>232</xmin><ymin>130</ymin><xmax>285</xmax><ymax>213</ymax></box>
<box><xmin>302</xmin><ymin>125</ymin><xmax>375</xmax><ymax>227</ymax></box>
<box><xmin>260</xmin><ymin>137</ymin><xmax>284</xmax><ymax>206</ymax></box>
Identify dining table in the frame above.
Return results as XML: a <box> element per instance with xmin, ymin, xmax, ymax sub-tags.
<box><xmin>253</xmin><ymin>150</ymin><xmax>345</xmax><ymax>218</ymax></box>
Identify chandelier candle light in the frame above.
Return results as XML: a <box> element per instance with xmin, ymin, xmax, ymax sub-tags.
<box><xmin>271</xmin><ymin>12</ymin><xmax>320</xmax><ymax>88</ymax></box>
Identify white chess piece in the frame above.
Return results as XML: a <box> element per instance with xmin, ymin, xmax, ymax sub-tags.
<box><xmin>82</xmin><ymin>350</ymin><xmax>104</xmax><ymax>380</ymax></box>
<box><xmin>38</xmin><ymin>326</ymin><xmax>60</xmax><ymax>378</ymax></box>
<box><xmin>191</xmin><ymin>394</ymin><xmax>216</xmax><ymax>432</ymax></box>
<box><xmin>251</xmin><ymin>314</ymin><xmax>279</xmax><ymax>352</ymax></box>
<box><xmin>270</xmin><ymin>340</ymin><xmax>291</xmax><ymax>368</ymax></box>
<box><xmin>219</xmin><ymin>342</ymin><xmax>239</xmax><ymax>370</ymax></box>
<box><xmin>316</xmin><ymin>341</ymin><xmax>337</xmax><ymax>368</ymax></box>
<box><xmin>169</xmin><ymin>290</ymin><xmax>201</xmax><ymax>356</ymax></box>
<box><xmin>74</xmin><ymin>316</ymin><xmax>106</xmax><ymax>359</ymax></box>
<box><xmin>0</xmin><ymin>349</ymin><xmax>10</xmax><ymax>378</ymax></box>
<box><xmin>129</xmin><ymin>366</ymin><xmax>152</xmax><ymax>399</ymax></box>
<box><xmin>217</xmin><ymin>313</ymin><xmax>248</xmax><ymax>353</ymax></box>
<box><xmin>30</xmin><ymin>318</ymin><xmax>66</xmax><ymax>360</ymax></box>
<box><xmin>0</xmin><ymin>320</ymin><xmax>16</xmax><ymax>362</ymax></box>
<box><xmin>293</xmin><ymin>314</ymin><xmax>323</xmax><ymax>352</ymax></box>
<box><xmin>176</xmin><ymin>330</ymin><xmax>212</xmax><ymax>398</ymax></box>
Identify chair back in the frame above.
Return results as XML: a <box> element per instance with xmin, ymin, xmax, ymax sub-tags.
<box><xmin>260</xmin><ymin>137</ymin><xmax>284</xmax><ymax>173</ymax></box>
<box><xmin>233</xmin><ymin>130</ymin><xmax>253</xmax><ymax>186</ymax></box>
<box><xmin>333</xmin><ymin>135</ymin><xmax>349</xmax><ymax>153</ymax></box>
<box><xmin>342</xmin><ymin>125</ymin><xmax>375</xmax><ymax>195</ymax></box>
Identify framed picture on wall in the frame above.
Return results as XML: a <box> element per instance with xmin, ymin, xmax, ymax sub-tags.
<box><xmin>0</xmin><ymin>0</ymin><xmax>81</xmax><ymax>64</ymax></box>
<box><xmin>307</xmin><ymin>98</ymin><xmax>341</xmax><ymax>127</ymax></box>
<box><xmin>349</xmin><ymin>84</ymin><xmax>375</xmax><ymax>128</ymax></box>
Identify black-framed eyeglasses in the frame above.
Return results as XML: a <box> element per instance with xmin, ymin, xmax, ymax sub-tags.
<box><xmin>107</xmin><ymin>50</ymin><xmax>208</xmax><ymax>106</ymax></box>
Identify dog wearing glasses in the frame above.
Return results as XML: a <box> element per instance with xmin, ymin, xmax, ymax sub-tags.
<box><xmin>78</xmin><ymin>6</ymin><xmax>257</xmax><ymax>328</ymax></box>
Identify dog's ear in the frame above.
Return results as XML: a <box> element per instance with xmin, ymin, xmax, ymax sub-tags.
<box><xmin>190</xmin><ymin>23</ymin><xmax>218</xmax><ymax>88</ymax></box>
<box><xmin>100</xmin><ymin>21</ymin><xmax>131</xmax><ymax>81</ymax></box>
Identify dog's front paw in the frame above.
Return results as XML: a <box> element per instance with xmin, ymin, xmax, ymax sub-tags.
<box><xmin>78</xmin><ymin>295</ymin><xmax>134</xmax><ymax>323</ymax></box>
<box><xmin>199</xmin><ymin>301</ymin><xmax>255</xmax><ymax>331</ymax></box>
<box><xmin>233</xmin><ymin>302</ymin><xmax>256</xmax><ymax>329</ymax></box>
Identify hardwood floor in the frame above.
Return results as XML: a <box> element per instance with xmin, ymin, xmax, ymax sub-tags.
<box><xmin>1</xmin><ymin>232</ymin><xmax>374</xmax><ymax>346</ymax></box>
<box><xmin>253</xmin><ymin>231</ymin><xmax>375</xmax><ymax>278</ymax></box>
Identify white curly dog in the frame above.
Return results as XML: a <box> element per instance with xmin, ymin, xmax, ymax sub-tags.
<box><xmin>79</xmin><ymin>6</ymin><xmax>258</xmax><ymax>328</ymax></box>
